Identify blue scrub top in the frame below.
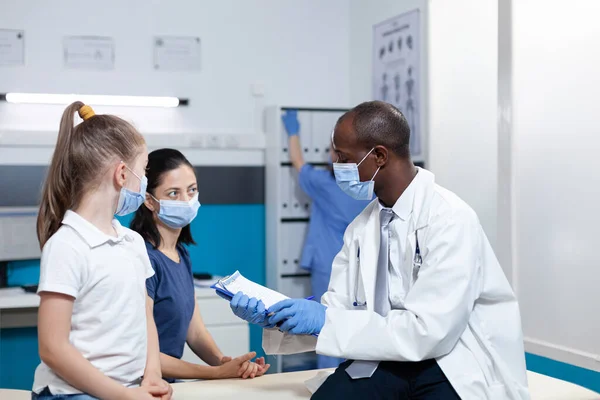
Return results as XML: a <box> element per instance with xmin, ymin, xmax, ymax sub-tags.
<box><xmin>145</xmin><ymin>242</ymin><xmax>195</xmax><ymax>376</ymax></box>
<box><xmin>299</xmin><ymin>164</ymin><xmax>370</xmax><ymax>274</ymax></box>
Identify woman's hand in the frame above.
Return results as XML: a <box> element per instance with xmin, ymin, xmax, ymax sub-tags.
<box><xmin>235</xmin><ymin>356</ymin><xmax>271</xmax><ymax>379</ymax></box>
<box><xmin>216</xmin><ymin>353</ymin><xmax>271</xmax><ymax>379</ymax></box>
<box><xmin>252</xmin><ymin>357</ymin><xmax>271</xmax><ymax>378</ymax></box>
<box><xmin>215</xmin><ymin>352</ymin><xmax>256</xmax><ymax>379</ymax></box>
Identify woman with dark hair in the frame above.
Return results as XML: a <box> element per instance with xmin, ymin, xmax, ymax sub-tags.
<box><xmin>131</xmin><ymin>148</ymin><xmax>269</xmax><ymax>381</ymax></box>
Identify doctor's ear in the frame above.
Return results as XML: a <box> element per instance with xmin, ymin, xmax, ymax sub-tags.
<box><xmin>373</xmin><ymin>146</ymin><xmax>388</xmax><ymax>167</ymax></box>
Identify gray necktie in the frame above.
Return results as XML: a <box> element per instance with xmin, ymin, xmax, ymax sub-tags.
<box><xmin>346</xmin><ymin>208</ymin><xmax>395</xmax><ymax>379</ymax></box>
<box><xmin>374</xmin><ymin>208</ymin><xmax>394</xmax><ymax>316</ymax></box>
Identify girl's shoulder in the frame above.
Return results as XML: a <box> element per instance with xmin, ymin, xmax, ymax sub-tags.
<box><xmin>43</xmin><ymin>224</ymin><xmax>90</xmax><ymax>257</ymax></box>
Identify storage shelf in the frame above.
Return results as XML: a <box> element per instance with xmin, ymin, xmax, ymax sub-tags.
<box><xmin>281</xmin><ymin>217</ymin><xmax>310</xmax><ymax>223</ymax></box>
<box><xmin>265</xmin><ymin>106</ymin><xmax>350</xmax><ymax>373</ymax></box>
<box><xmin>281</xmin><ymin>273</ymin><xmax>311</xmax><ymax>278</ymax></box>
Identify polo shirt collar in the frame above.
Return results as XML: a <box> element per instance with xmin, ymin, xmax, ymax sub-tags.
<box><xmin>62</xmin><ymin>210</ymin><xmax>134</xmax><ymax>248</ymax></box>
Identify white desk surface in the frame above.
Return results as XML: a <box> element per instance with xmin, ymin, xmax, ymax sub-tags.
<box><xmin>173</xmin><ymin>369</ymin><xmax>320</xmax><ymax>399</ymax></box>
<box><xmin>0</xmin><ymin>285</ymin><xmax>218</xmax><ymax>310</ymax></box>
<box><xmin>1</xmin><ymin>370</ymin><xmax>598</xmax><ymax>400</ymax></box>
<box><xmin>1</xmin><ymin>287</ymin><xmax>598</xmax><ymax>399</ymax></box>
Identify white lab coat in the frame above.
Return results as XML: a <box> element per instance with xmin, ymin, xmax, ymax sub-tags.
<box><xmin>263</xmin><ymin>168</ymin><xmax>530</xmax><ymax>399</ymax></box>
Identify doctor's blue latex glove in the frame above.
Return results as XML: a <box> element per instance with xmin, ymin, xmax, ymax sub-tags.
<box><xmin>230</xmin><ymin>292</ymin><xmax>275</xmax><ymax>328</ymax></box>
<box><xmin>268</xmin><ymin>299</ymin><xmax>326</xmax><ymax>335</ymax></box>
<box><xmin>281</xmin><ymin>110</ymin><xmax>300</xmax><ymax>136</ymax></box>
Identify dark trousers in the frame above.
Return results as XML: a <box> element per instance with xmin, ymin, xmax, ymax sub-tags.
<box><xmin>311</xmin><ymin>359</ymin><xmax>460</xmax><ymax>400</ymax></box>
<box><xmin>32</xmin><ymin>387</ymin><xmax>97</xmax><ymax>400</ymax></box>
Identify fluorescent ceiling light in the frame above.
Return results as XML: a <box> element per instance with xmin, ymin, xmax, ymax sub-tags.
<box><xmin>1</xmin><ymin>93</ymin><xmax>187</xmax><ymax>108</ymax></box>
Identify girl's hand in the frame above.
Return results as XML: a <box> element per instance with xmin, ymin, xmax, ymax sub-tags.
<box><xmin>141</xmin><ymin>374</ymin><xmax>172</xmax><ymax>400</ymax></box>
<box><xmin>124</xmin><ymin>386</ymin><xmax>170</xmax><ymax>400</ymax></box>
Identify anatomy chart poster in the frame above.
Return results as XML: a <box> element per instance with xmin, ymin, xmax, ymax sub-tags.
<box><xmin>373</xmin><ymin>10</ymin><xmax>422</xmax><ymax>159</ymax></box>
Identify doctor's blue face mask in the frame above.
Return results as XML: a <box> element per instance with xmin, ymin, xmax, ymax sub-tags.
<box><xmin>115</xmin><ymin>165</ymin><xmax>147</xmax><ymax>216</ymax></box>
<box><xmin>333</xmin><ymin>148</ymin><xmax>380</xmax><ymax>201</ymax></box>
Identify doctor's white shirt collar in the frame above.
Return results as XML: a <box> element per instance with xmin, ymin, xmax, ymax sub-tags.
<box><xmin>377</xmin><ymin>169</ymin><xmax>420</xmax><ymax>221</ymax></box>
<box><xmin>62</xmin><ymin>210</ymin><xmax>135</xmax><ymax>248</ymax></box>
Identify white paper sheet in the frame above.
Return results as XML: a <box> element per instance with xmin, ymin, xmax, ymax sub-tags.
<box><xmin>218</xmin><ymin>271</ymin><xmax>289</xmax><ymax>309</ymax></box>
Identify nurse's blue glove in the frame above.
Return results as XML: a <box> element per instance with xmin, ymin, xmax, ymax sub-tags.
<box><xmin>282</xmin><ymin>110</ymin><xmax>300</xmax><ymax>136</ymax></box>
<box><xmin>268</xmin><ymin>299</ymin><xmax>326</xmax><ymax>335</ymax></box>
<box><xmin>230</xmin><ymin>292</ymin><xmax>275</xmax><ymax>328</ymax></box>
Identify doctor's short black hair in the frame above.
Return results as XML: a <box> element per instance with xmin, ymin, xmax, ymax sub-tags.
<box><xmin>341</xmin><ymin>101</ymin><xmax>411</xmax><ymax>159</ymax></box>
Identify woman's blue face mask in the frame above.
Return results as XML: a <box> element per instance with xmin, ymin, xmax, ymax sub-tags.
<box><xmin>150</xmin><ymin>193</ymin><xmax>201</xmax><ymax>229</ymax></box>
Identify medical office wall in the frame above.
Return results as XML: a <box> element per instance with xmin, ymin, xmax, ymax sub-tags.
<box><xmin>509</xmin><ymin>0</ymin><xmax>600</xmax><ymax>391</ymax></box>
<box><xmin>0</xmin><ymin>0</ymin><xmax>351</xmax><ymax>134</ymax></box>
<box><xmin>350</xmin><ymin>0</ymin><xmax>600</xmax><ymax>392</ymax></box>
<box><xmin>350</xmin><ymin>0</ymin><xmax>515</xmax><ymax>305</ymax></box>
<box><xmin>0</xmin><ymin>0</ymin><xmax>352</xmax><ymax>389</ymax></box>
<box><xmin>349</xmin><ymin>0</ymin><xmax>499</xmax><ymax>252</ymax></box>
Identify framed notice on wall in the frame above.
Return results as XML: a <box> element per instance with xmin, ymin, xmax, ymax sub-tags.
<box><xmin>63</xmin><ymin>36</ymin><xmax>115</xmax><ymax>70</ymax></box>
<box><xmin>153</xmin><ymin>36</ymin><xmax>201</xmax><ymax>71</ymax></box>
<box><xmin>373</xmin><ymin>10</ymin><xmax>422</xmax><ymax>159</ymax></box>
<box><xmin>0</xmin><ymin>29</ymin><xmax>25</xmax><ymax>66</ymax></box>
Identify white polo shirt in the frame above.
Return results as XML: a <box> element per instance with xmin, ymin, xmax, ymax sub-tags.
<box><xmin>33</xmin><ymin>211</ymin><xmax>154</xmax><ymax>395</ymax></box>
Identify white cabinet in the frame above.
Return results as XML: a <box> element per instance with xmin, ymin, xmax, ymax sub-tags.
<box><xmin>279</xmin><ymin>167</ymin><xmax>292</xmax><ymax>218</ymax></box>
<box><xmin>279</xmin><ymin>276</ymin><xmax>312</xmax><ymax>299</ymax></box>
<box><xmin>181</xmin><ymin>288</ymin><xmax>249</xmax><ymax>365</ymax></box>
<box><xmin>310</xmin><ymin>111</ymin><xmax>343</xmax><ymax>163</ymax></box>
<box><xmin>297</xmin><ymin>111</ymin><xmax>313</xmax><ymax>163</ymax></box>
<box><xmin>280</xmin><ymin>222</ymin><xmax>309</xmax><ymax>275</ymax></box>
<box><xmin>289</xmin><ymin>168</ymin><xmax>310</xmax><ymax>218</ymax></box>
<box><xmin>280</xmin><ymin>110</ymin><xmax>313</xmax><ymax>163</ymax></box>
<box><xmin>181</xmin><ymin>325</ymin><xmax>249</xmax><ymax>364</ymax></box>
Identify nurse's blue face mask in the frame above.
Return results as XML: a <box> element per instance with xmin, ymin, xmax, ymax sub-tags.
<box><xmin>151</xmin><ymin>193</ymin><xmax>201</xmax><ymax>229</ymax></box>
<box><xmin>333</xmin><ymin>148</ymin><xmax>380</xmax><ymax>201</ymax></box>
<box><xmin>115</xmin><ymin>165</ymin><xmax>147</xmax><ymax>216</ymax></box>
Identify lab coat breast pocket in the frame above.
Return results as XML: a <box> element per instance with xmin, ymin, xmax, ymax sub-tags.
<box><xmin>410</xmin><ymin>230</ymin><xmax>423</xmax><ymax>286</ymax></box>
<box><xmin>351</xmin><ymin>246</ymin><xmax>367</xmax><ymax>309</ymax></box>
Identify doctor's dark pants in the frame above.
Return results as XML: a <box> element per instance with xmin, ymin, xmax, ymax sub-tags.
<box><xmin>311</xmin><ymin>359</ymin><xmax>460</xmax><ymax>400</ymax></box>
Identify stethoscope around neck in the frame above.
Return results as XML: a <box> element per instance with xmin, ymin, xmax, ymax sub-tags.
<box><xmin>352</xmin><ymin>231</ymin><xmax>422</xmax><ymax>307</ymax></box>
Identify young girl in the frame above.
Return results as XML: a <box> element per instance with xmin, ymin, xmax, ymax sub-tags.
<box><xmin>130</xmin><ymin>148</ymin><xmax>269</xmax><ymax>381</ymax></box>
<box><xmin>33</xmin><ymin>102</ymin><xmax>172</xmax><ymax>399</ymax></box>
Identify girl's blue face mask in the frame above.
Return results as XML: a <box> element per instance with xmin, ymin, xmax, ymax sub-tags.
<box><xmin>115</xmin><ymin>166</ymin><xmax>147</xmax><ymax>217</ymax></box>
<box><xmin>151</xmin><ymin>193</ymin><xmax>201</xmax><ymax>229</ymax></box>
<box><xmin>332</xmin><ymin>148</ymin><xmax>380</xmax><ymax>201</ymax></box>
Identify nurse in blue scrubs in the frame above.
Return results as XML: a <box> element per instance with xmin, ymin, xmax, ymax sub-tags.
<box><xmin>282</xmin><ymin>110</ymin><xmax>369</xmax><ymax>369</ymax></box>
<box><xmin>131</xmin><ymin>148</ymin><xmax>269</xmax><ymax>381</ymax></box>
